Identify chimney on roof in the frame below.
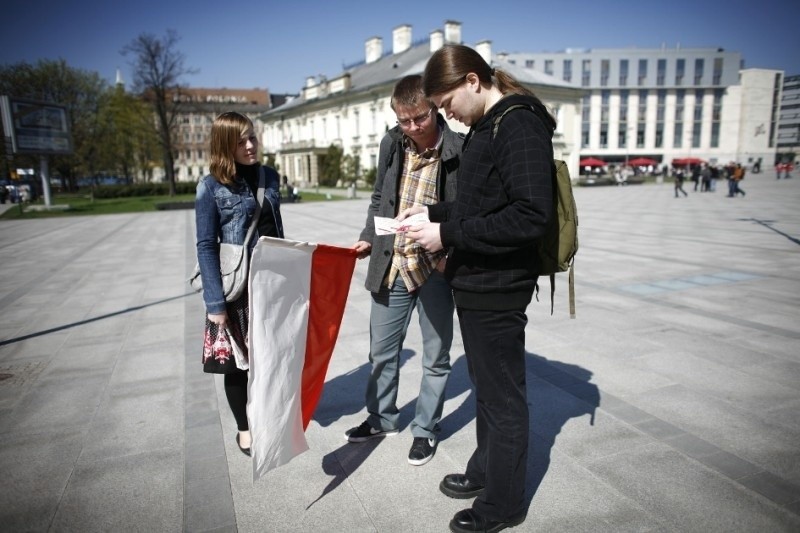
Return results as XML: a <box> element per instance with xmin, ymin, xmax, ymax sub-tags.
<box><xmin>475</xmin><ymin>40</ymin><xmax>492</xmax><ymax>65</ymax></box>
<box><xmin>365</xmin><ymin>36</ymin><xmax>383</xmax><ymax>63</ymax></box>
<box><xmin>393</xmin><ymin>24</ymin><xmax>412</xmax><ymax>54</ymax></box>
<box><xmin>444</xmin><ymin>20</ymin><xmax>461</xmax><ymax>44</ymax></box>
<box><xmin>430</xmin><ymin>29</ymin><xmax>444</xmax><ymax>52</ymax></box>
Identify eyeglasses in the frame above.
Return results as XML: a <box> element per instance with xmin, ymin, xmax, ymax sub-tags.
<box><xmin>396</xmin><ymin>108</ymin><xmax>433</xmax><ymax>129</ymax></box>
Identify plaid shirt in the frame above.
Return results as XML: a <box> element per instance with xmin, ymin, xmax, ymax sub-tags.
<box><xmin>386</xmin><ymin>132</ymin><xmax>446</xmax><ymax>291</ymax></box>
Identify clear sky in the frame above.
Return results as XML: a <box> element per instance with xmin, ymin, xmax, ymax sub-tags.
<box><xmin>2</xmin><ymin>0</ymin><xmax>798</xmax><ymax>95</ymax></box>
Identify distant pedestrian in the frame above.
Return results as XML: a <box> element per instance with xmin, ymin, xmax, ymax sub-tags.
<box><xmin>709</xmin><ymin>165</ymin><xmax>719</xmax><ymax>192</ymax></box>
<box><xmin>674</xmin><ymin>167</ymin><xmax>688</xmax><ymax>197</ymax></box>
<box><xmin>730</xmin><ymin>163</ymin><xmax>746</xmax><ymax>197</ymax></box>
<box><xmin>701</xmin><ymin>164</ymin><xmax>711</xmax><ymax>192</ymax></box>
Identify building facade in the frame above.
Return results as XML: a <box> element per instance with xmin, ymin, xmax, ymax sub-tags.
<box><xmin>502</xmin><ymin>47</ymin><xmax>783</xmax><ymax>170</ymax></box>
<box><xmin>164</xmin><ymin>88</ymin><xmax>272</xmax><ymax>182</ymax></box>
<box><xmin>260</xmin><ymin>21</ymin><xmax>585</xmax><ymax>187</ymax></box>
<box><xmin>777</xmin><ymin>74</ymin><xmax>800</xmax><ymax>162</ymax></box>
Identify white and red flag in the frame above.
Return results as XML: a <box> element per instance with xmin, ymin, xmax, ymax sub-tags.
<box><xmin>246</xmin><ymin>237</ymin><xmax>357</xmax><ymax>480</ymax></box>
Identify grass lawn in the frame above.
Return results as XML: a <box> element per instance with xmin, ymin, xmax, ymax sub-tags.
<box><xmin>0</xmin><ymin>190</ymin><xmax>347</xmax><ymax>219</ymax></box>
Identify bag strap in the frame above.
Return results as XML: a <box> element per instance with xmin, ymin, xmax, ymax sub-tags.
<box><xmin>243</xmin><ymin>167</ymin><xmax>266</xmax><ymax>247</ymax></box>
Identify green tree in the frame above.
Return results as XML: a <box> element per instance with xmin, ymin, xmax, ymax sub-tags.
<box><xmin>342</xmin><ymin>153</ymin><xmax>360</xmax><ymax>185</ymax></box>
<box><xmin>95</xmin><ymin>83</ymin><xmax>160</xmax><ymax>183</ymax></box>
<box><xmin>319</xmin><ymin>144</ymin><xmax>344</xmax><ymax>187</ymax></box>
<box><xmin>122</xmin><ymin>30</ymin><xmax>197</xmax><ymax>196</ymax></box>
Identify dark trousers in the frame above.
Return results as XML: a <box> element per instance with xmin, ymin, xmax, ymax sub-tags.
<box><xmin>225</xmin><ymin>372</ymin><xmax>249</xmax><ymax>431</ymax></box>
<box><xmin>458</xmin><ymin>307</ymin><xmax>529</xmax><ymax>521</ymax></box>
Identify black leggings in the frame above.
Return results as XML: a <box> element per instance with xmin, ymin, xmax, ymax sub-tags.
<box><xmin>224</xmin><ymin>371</ymin><xmax>249</xmax><ymax>431</ymax></box>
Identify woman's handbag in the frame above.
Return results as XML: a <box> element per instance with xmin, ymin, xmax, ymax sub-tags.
<box><xmin>189</xmin><ymin>170</ymin><xmax>265</xmax><ymax>302</ymax></box>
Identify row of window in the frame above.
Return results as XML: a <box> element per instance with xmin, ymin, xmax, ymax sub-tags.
<box><xmin>523</xmin><ymin>57</ymin><xmax>725</xmax><ymax>87</ymax></box>
<box><xmin>582</xmin><ymin>88</ymin><xmax>725</xmax><ymax>149</ymax></box>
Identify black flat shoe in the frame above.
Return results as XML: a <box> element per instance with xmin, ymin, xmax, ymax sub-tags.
<box><xmin>440</xmin><ymin>473</ymin><xmax>485</xmax><ymax>499</ymax></box>
<box><xmin>236</xmin><ymin>434</ymin><xmax>251</xmax><ymax>457</ymax></box>
<box><xmin>449</xmin><ymin>508</ymin><xmax>526</xmax><ymax>533</ymax></box>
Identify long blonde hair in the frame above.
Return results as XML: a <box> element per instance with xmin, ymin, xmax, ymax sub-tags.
<box><xmin>209</xmin><ymin>112</ymin><xmax>254</xmax><ymax>185</ymax></box>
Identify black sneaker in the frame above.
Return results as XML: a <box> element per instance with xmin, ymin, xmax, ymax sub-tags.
<box><xmin>345</xmin><ymin>420</ymin><xmax>399</xmax><ymax>443</ymax></box>
<box><xmin>408</xmin><ymin>437</ymin><xmax>437</xmax><ymax>466</ymax></box>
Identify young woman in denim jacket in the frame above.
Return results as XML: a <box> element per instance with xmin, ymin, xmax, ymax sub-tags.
<box><xmin>195</xmin><ymin>111</ymin><xmax>284</xmax><ymax>456</ymax></box>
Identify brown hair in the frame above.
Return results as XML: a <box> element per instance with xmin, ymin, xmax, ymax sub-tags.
<box><xmin>423</xmin><ymin>44</ymin><xmax>556</xmax><ymax>132</ymax></box>
<box><xmin>209</xmin><ymin>112</ymin><xmax>254</xmax><ymax>185</ymax></box>
<box><xmin>390</xmin><ymin>74</ymin><xmax>433</xmax><ymax>111</ymax></box>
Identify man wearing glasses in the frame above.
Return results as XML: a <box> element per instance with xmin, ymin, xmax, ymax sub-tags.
<box><xmin>347</xmin><ymin>74</ymin><xmax>462</xmax><ymax>466</ymax></box>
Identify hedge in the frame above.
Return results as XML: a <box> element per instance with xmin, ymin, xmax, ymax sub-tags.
<box><xmin>90</xmin><ymin>182</ymin><xmax>197</xmax><ymax>199</ymax></box>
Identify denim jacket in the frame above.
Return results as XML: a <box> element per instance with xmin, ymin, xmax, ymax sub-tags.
<box><xmin>195</xmin><ymin>165</ymin><xmax>284</xmax><ymax>314</ymax></box>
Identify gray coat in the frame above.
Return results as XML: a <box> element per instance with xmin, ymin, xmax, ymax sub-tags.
<box><xmin>359</xmin><ymin>116</ymin><xmax>463</xmax><ymax>293</ymax></box>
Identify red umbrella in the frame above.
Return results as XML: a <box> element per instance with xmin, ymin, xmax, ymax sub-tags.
<box><xmin>672</xmin><ymin>157</ymin><xmax>705</xmax><ymax>166</ymax></box>
<box><xmin>579</xmin><ymin>157</ymin><xmax>607</xmax><ymax>167</ymax></box>
<box><xmin>627</xmin><ymin>157</ymin><xmax>658</xmax><ymax>166</ymax></box>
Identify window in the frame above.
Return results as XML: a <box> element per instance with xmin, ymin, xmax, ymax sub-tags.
<box><xmin>601</xmin><ymin>59</ymin><xmax>610</xmax><ymax>86</ymax></box>
<box><xmin>525</xmin><ymin>59</ymin><xmax>534</xmax><ymax>69</ymax></box>
<box><xmin>638</xmin><ymin>59</ymin><xmax>647</xmax><ymax>86</ymax></box>
<box><xmin>637</xmin><ymin>125</ymin><xmax>645</xmax><ymax>148</ymax></box>
<box><xmin>600</xmin><ymin>128</ymin><xmax>608</xmax><ymax>148</ymax></box>
<box><xmin>657</xmin><ymin>59</ymin><xmax>666</xmax><ymax>86</ymax></box>
<box><xmin>619</xmin><ymin>59</ymin><xmax>629</xmax><ymax>86</ymax></box>
<box><xmin>563</xmin><ymin>59</ymin><xmax>572</xmax><ymax>82</ymax></box>
<box><xmin>544</xmin><ymin>59</ymin><xmax>553</xmax><ymax>75</ymax></box>
<box><xmin>694</xmin><ymin>58</ymin><xmax>704</xmax><ymax>85</ymax></box>
<box><xmin>619</xmin><ymin>90</ymin><xmax>629</xmax><ymax>148</ymax></box>
<box><xmin>620</xmin><ymin>90</ymin><xmax>629</xmax><ymax>116</ymax></box>
<box><xmin>710</xmin><ymin>122</ymin><xmax>720</xmax><ymax>148</ymax></box>
<box><xmin>713</xmin><ymin>57</ymin><xmax>723</xmax><ymax>85</ymax></box>
<box><xmin>694</xmin><ymin>89</ymin><xmax>704</xmax><ymax>121</ymax></box>
<box><xmin>674</xmin><ymin>124</ymin><xmax>683</xmax><ymax>148</ymax></box>
<box><xmin>676</xmin><ymin>58</ymin><xmax>685</xmax><ymax>86</ymax></box>
<box><xmin>582</xmin><ymin>59</ymin><xmax>591</xmax><ymax>86</ymax></box>
<box><xmin>692</xmin><ymin>90</ymin><xmax>704</xmax><ymax>148</ymax></box>
<box><xmin>657</xmin><ymin>89</ymin><xmax>666</xmax><ymax>121</ymax></box>
<box><xmin>581</xmin><ymin>94</ymin><xmax>590</xmax><ymax>148</ymax></box>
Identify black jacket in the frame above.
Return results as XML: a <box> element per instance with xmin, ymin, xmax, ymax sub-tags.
<box><xmin>428</xmin><ymin>94</ymin><xmax>554</xmax><ymax>310</ymax></box>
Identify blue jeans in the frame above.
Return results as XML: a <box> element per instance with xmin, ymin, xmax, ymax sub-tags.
<box><xmin>365</xmin><ymin>271</ymin><xmax>453</xmax><ymax>438</ymax></box>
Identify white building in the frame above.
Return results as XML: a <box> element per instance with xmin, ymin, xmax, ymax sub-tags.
<box><xmin>777</xmin><ymin>74</ymin><xmax>800</xmax><ymax>162</ymax></box>
<box><xmin>501</xmin><ymin>47</ymin><xmax>783</xmax><ymax>171</ymax></box>
<box><xmin>260</xmin><ymin>21</ymin><xmax>585</xmax><ymax>187</ymax></box>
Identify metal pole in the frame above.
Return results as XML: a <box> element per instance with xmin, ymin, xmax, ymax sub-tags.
<box><xmin>39</xmin><ymin>155</ymin><xmax>52</xmax><ymax>207</ymax></box>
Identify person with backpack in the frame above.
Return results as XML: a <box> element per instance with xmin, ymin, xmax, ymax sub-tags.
<box><xmin>401</xmin><ymin>44</ymin><xmax>556</xmax><ymax>533</ymax></box>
